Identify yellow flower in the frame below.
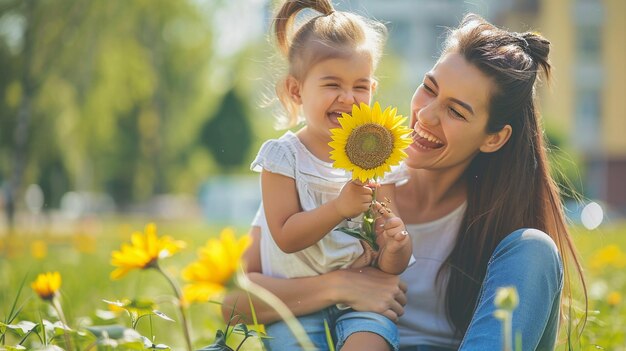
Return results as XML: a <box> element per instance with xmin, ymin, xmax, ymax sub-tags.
<box><xmin>589</xmin><ymin>244</ymin><xmax>626</xmax><ymax>271</ymax></box>
<box><xmin>74</xmin><ymin>233</ymin><xmax>97</xmax><ymax>254</ymax></box>
<box><xmin>31</xmin><ymin>272</ymin><xmax>61</xmax><ymax>300</ymax></box>
<box><xmin>182</xmin><ymin>228</ymin><xmax>251</xmax><ymax>303</ymax></box>
<box><xmin>110</xmin><ymin>223</ymin><xmax>186</xmax><ymax>280</ymax></box>
<box><xmin>329</xmin><ymin>102</ymin><xmax>412</xmax><ymax>182</ymax></box>
<box><xmin>30</xmin><ymin>239</ymin><xmax>48</xmax><ymax>260</ymax></box>
<box><xmin>607</xmin><ymin>291</ymin><xmax>621</xmax><ymax>307</ymax></box>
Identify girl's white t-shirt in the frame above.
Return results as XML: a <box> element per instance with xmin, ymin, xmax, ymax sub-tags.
<box><xmin>398</xmin><ymin>201</ymin><xmax>466</xmax><ymax>349</ymax></box>
<box><xmin>251</xmin><ymin>131</ymin><xmax>407</xmax><ymax>279</ymax></box>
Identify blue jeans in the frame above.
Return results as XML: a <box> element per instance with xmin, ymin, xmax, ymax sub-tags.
<box><xmin>263</xmin><ymin>306</ymin><xmax>399</xmax><ymax>351</ymax></box>
<box><xmin>402</xmin><ymin>228</ymin><xmax>563</xmax><ymax>351</ymax></box>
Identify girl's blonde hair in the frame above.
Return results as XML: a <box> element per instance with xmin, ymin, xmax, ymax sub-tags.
<box><xmin>273</xmin><ymin>0</ymin><xmax>387</xmax><ymax>129</ymax></box>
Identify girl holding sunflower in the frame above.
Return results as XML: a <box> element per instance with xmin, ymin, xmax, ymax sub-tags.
<box><xmin>246</xmin><ymin>0</ymin><xmax>413</xmax><ymax>350</ymax></box>
<box><xmin>228</xmin><ymin>12</ymin><xmax>587</xmax><ymax>351</ymax></box>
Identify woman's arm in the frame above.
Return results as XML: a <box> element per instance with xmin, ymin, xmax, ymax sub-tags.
<box><xmin>222</xmin><ymin>269</ymin><xmax>407</xmax><ymax>325</ymax></box>
<box><xmin>222</xmin><ymin>226</ymin><xmax>407</xmax><ymax>324</ymax></box>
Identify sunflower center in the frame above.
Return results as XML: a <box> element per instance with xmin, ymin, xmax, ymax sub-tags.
<box><xmin>345</xmin><ymin>123</ymin><xmax>394</xmax><ymax>170</ymax></box>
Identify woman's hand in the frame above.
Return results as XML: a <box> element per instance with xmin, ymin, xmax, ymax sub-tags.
<box><xmin>331</xmin><ymin>266</ymin><xmax>407</xmax><ymax>322</ymax></box>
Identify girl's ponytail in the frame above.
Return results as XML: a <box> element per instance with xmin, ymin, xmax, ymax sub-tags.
<box><xmin>274</xmin><ymin>0</ymin><xmax>335</xmax><ymax>57</ymax></box>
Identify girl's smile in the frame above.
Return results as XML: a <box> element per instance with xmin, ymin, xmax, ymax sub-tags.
<box><xmin>290</xmin><ymin>53</ymin><xmax>376</xmax><ymax>160</ymax></box>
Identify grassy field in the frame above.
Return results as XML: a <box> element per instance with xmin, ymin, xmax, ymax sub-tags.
<box><xmin>1</xmin><ymin>216</ymin><xmax>625</xmax><ymax>350</ymax></box>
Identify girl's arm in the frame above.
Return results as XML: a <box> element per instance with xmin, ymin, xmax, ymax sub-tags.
<box><xmin>222</xmin><ymin>226</ymin><xmax>407</xmax><ymax>324</ymax></box>
<box><xmin>375</xmin><ymin>184</ymin><xmax>412</xmax><ymax>274</ymax></box>
<box><xmin>262</xmin><ymin>170</ymin><xmax>372</xmax><ymax>253</ymax></box>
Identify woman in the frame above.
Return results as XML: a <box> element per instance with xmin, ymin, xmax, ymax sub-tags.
<box><xmin>225</xmin><ymin>13</ymin><xmax>586</xmax><ymax>351</ymax></box>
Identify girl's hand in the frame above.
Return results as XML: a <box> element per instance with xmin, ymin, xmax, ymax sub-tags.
<box><xmin>331</xmin><ymin>266</ymin><xmax>407</xmax><ymax>322</ymax></box>
<box><xmin>332</xmin><ymin>180</ymin><xmax>376</xmax><ymax>219</ymax></box>
<box><xmin>374</xmin><ymin>202</ymin><xmax>411</xmax><ymax>254</ymax></box>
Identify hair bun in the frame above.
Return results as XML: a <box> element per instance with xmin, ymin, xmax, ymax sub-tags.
<box><xmin>522</xmin><ymin>32</ymin><xmax>550</xmax><ymax>62</ymax></box>
<box><xmin>521</xmin><ymin>31</ymin><xmax>551</xmax><ymax>80</ymax></box>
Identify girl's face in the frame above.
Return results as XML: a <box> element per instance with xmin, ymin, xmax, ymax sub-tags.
<box><xmin>291</xmin><ymin>52</ymin><xmax>375</xmax><ymax>142</ymax></box>
<box><xmin>406</xmin><ymin>52</ymin><xmax>499</xmax><ymax>172</ymax></box>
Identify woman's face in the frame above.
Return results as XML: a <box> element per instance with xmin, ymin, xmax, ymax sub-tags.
<box><xmin>406</xmin><ymin>52</ymin><xmax>497</xmax><ymax>171</ymax></box>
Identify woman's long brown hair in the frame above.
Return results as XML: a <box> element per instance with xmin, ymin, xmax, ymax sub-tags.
<box><xmin>438</xmin><ymin>14</ymin><xmax>587</xmax><ymax>341</ymax></box>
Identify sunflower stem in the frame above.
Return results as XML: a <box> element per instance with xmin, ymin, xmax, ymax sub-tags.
<box><xmin>362</xmin><ymin>182</ymin><xmax>378</xmax><ymax>251</ymax></box>
<box><xmin>371</xmin><ymin>181</ymin><xmax>377</xmax><ymax>203</ymax></box>
<box><xmin>155</xmin><ymin>263</ymin><xmax>193</xmax><ymax>351</ymax></box>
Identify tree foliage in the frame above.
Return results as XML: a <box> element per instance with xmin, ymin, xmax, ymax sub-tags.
<box><xmin>200</xmin><ymin>89</ymin><xmax>252</xmax><ymax>172</ymax></box>
<box><xmin>0</xmin><ymin>0</ymin><xmax>265</xmax><ymax>217</ymax></box>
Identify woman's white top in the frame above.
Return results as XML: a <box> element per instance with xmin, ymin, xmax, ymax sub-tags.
<box><xmin>251</xmin><ymin>131</ymin><xmax>407</xmax><ymax>278</ymax></box>
<box><xmin>398</xmin><ymin>200</ymin><xmax>466</xmax><ymax>349</ymax></box>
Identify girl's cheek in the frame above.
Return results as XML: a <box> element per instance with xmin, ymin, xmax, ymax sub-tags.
<box><xmin>356</xmin><ymin>92</ymin><xmax>371</xmax><ymax>105</ymax></box>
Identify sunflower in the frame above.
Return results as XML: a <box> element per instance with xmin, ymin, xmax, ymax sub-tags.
<box><xmin>182</xmin><ymin>227</ymin><xmax>251</xmax><ymax>303</ymax></box>
<box><xmin>110</xmin><ymin>223</ymin><xmax>186</xmax><ymax>280</ymax></box>
<box><xmin>329</xmin><ymin>102</ymin><xmax>412</xmax><ymax>182</ymax></box>
<box><xmin>32</xmin><ymin>271</ymin><xmax>61</xmax><ymax>301</ymax></box>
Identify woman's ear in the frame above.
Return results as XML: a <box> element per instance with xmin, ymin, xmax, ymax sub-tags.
<box><xmin>285</xmin><ymin>75</ymin><xmax>302</xmax><ymax>104</ymax></box>
<box><xmin>480</xmin><ymin>124</ymin><xmax>512</xmax><ymax>153</ymax></box>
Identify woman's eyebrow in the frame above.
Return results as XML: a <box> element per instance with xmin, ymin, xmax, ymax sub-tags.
<box><xmin>425</xmin><ymin>73</ymin><xmax>438</xmax><ymax>89</ymax></box>
<box><xmin>425</xmin><ymin>74</ymin><xmax>475</xmax><ymax>115</ymax></box>
<box><xmin>450</xmin><ymin>97</ymin><xmax>474</xmax><ymax>115</ymax></box>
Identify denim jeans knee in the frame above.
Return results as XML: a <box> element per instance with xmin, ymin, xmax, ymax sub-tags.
<box><xmin>459</xmin><ymin>228</ymin><xmax>563</xmax><ymax>351</ymax></box>
<box><xmin>263</xmin><ymin>309</ymin><xmax>331</xmax><ymax>351</ymax></box>
<box><xmin>335</xmin><ymin>310</ymin><xmax>399</xmax><ymax>351</ymax></box>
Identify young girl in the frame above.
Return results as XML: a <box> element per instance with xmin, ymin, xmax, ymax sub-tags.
<box><xmin>249</xmin><ymin>1</ymin><xmax>412</xmax><ymax>350</ymax></box>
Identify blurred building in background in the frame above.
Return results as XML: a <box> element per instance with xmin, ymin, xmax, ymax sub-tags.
<box><xmin>503</xmin><ymin>0</ymin><xmax>626</xmax><ymax>214</ymax></box>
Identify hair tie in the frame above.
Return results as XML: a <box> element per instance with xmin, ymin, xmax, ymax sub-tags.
<box><xmin>513</xmin><ymin>32</ymin><xmax>530</xmax><ymax>52</ymax></box>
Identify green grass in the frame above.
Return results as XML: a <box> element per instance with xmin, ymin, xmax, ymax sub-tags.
<box><xmin>0</xmin><ymin>218</ymin><xmax>262</xmax><ymax>350</ymax></box>
<box><xmin>565</xmin><ymin>223</ymin><xmax>626</xmax><ymax>350</ymax></box>
<box><xmin>1</xmin><ymin>218</ymin><xmax>625</xmax><ymax>350</ymax></box>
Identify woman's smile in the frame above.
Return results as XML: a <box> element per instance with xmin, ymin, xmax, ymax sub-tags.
<box><xmin>413</xmin><ymin>124</ymin><xmax>444</xmax><ymax>149</ymax></box>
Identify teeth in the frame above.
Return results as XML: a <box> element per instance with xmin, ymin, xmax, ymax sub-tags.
<box><xmin>415</xmin><ymin>128</ymin><xmax>443</xmax><ymax>144</ymax></box>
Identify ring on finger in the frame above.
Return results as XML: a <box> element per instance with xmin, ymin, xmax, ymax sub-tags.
<box><xmin>400</xmin><ymin>230</ymin><xmax>409</xmax><ymax>236</ymax></box>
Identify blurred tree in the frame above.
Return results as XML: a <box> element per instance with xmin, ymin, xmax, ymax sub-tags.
<box><xmin>199</xmin><ymin>89</ymin><xmax>253</xmax><ymax>172</ymax></box>
<box><xmin>0</xmin><ymin>0</ymin><xmax>266</xmax><ymax>221</ymax></box>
